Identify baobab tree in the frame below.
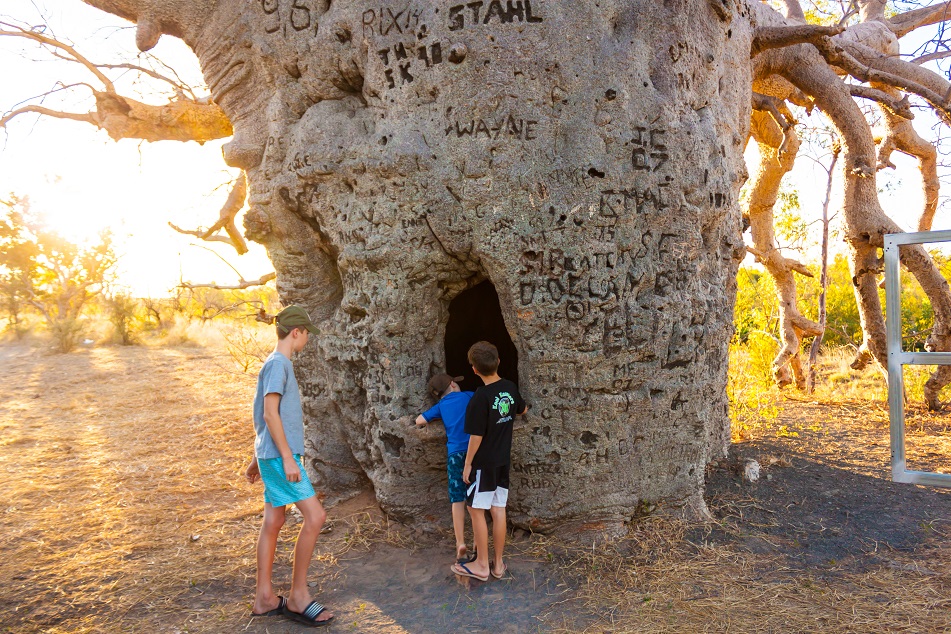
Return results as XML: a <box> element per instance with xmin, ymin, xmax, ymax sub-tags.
<box><xmin>7</xmin><ymin>0</ymin><xmax>951</xmax><ymax>530</ymax></box>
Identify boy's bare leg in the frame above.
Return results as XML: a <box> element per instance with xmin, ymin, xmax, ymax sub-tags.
<box><xmin>286</xmin><ymin>495</ymin><xmax>333</xmax><ymax>621</ymax></box>
<box><xmin>490</xmin><ymin>505</ymin><xmax>507</xmax><ymax>574</ymax></box>
<box><xmin>465</xmin><ymin>505</ymin><xmax>491</xmax><ymax>577</ymax></box>
<box><xmin>452</xmin><ymin>501</ymin><xmax>467</xmax><ymax>559</ymax></box>
<box><xmin>253</xmin><ymin>503</ymin><xmax>285</xmax><ymax>614</ymax></box>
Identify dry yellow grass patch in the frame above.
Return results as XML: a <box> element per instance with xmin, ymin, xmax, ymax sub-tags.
<box><xmin>532</xmin><ymin>517</ymin><xmax>951</xmax><ymax>633</ymax></box>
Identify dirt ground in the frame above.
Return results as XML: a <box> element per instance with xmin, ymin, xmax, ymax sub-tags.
<box><xmin>3</xmin><ymin>343</ymin><xmax>951</xmax><ymax>633</ymax></box>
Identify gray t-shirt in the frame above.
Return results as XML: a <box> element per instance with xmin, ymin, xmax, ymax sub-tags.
<box><xmin>253</xmin><ymin>351</ymin><xmax>305</xmax><ymax>459</ymax></box>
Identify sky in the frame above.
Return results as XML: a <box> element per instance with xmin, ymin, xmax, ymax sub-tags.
<box><xmin>1</xmin><ymin>1</ymin><xmax>949</xmax><ymax>297</ymax></box>
<box><xmin>0</xmin><ymin>0</ymin><xmax>272</xmax><ymax>297</ymax></box>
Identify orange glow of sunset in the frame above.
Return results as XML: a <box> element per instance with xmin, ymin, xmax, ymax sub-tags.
<box><xmin>0</xmin><ymin>0</ymin><xmax>272</xmax><ymax>297</ymax></box>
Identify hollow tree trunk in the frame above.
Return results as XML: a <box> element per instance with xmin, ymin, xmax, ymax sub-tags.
<box><xmin>83</xmin><ymin>0</ymin><xmax>752</xmax><ymax>530</ymax></box>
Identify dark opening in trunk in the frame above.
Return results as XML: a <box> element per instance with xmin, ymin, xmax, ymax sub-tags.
<box><xmin>444</xmin><ymin>280</ymin><xmax>519</xmax><ymax>393</ymax></box>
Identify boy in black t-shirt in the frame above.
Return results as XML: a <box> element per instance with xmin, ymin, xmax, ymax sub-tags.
<box><xmin>451</xmin><ymin>341</ymin><xmax>527</xmax><ymax>582</ymax></box>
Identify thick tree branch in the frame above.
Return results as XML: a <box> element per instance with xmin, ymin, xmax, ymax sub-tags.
<box><xmin>168</xmin><ymin>174</ymin><xmax>248</xmax><ymax>254</ymax></box>
<box><xmin>848</xmin><ymin>85</ymin><xmax>914</xmax><ymax>119</ymax></box>
<box><xmin>1</xmin><ymin>19</ymin><xmax>231</xmax><ymax>143</ymax></box>
<box><xmin>886</xmin><ymin>2</ymin><xmax>951</xmax><ymax>39</ymax></box>
<box><xmin>752</xmin><ymin>92</ymin><xmax>794</xmax><ymax>130</ymax></box>
<box><xmin>816</xmin><ymin>38</ymin><xmax>951</xmax><ymax>124</ymax></box>
<box><xmin>752</xmin><ymin>25</ymin><xmax>845</xmax><ymax>57</ymax></box>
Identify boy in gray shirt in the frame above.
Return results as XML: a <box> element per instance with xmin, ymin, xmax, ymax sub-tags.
<box><xmin>244</xmin><ymin>305</ymin><xmax>334</xmax><ymax>626</ymax></box>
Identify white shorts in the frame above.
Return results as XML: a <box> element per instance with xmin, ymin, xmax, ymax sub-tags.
<box><xmin>466</xmin><ymin>465</ymin><xmax>509</xmax><ymax>510</ymax></box>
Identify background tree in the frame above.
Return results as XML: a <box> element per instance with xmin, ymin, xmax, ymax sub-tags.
<box><xmin>0</xmin><ymin>195</ymin><xmax>38</xmax><ymax>338</ymax></box>
<box><xmin>0</xmin><ymin>197</ymin><xmax>117</xmax><ymax>351</ymax></box>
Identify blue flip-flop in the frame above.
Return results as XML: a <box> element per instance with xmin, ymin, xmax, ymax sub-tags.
<box><xmin>451</xmin><ymin>562</ymin><xmax>489</xmax><ymax>582</ymax></box>
<box><xmin>251</xmin><ymin>595</ymin><xmax>286</xmax><ymax>617</ymax></box>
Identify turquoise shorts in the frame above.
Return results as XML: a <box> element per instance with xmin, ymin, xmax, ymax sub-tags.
<box><xmin>258</xmin><ymin>455</ymin><xmax>316</xmax><ymax>508</ymax></box>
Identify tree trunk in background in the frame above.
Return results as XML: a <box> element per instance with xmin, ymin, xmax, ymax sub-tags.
<box><xmin>82</xmin><ymin>0</ymin><xmax>753</xmax><ymax>530</ymax></box>
<box><xmin>807</xmin><ymin>145</ymin><xmax>839</xmax><ymax>393</ymax></box>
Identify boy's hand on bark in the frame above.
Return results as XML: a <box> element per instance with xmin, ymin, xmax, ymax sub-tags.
<box><xmin>283</xmin><ymin>456</ymin><xmax>302</xmax><ymax>482</ymax></box>
<box><xmin>245</xmin><ymin>459</ymin><xmax>260</xmax><ymax>485</ymax></box>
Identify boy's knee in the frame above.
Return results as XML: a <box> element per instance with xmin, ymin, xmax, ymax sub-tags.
<box><xmin>303</xmin><ymin>505</ymin><xmax>326</xmax><ymax>529</ymax></box>
<box><xmin>263</xmin><ymin>513</ymin><xmax>285</xmax><ymax>533</ymax></box>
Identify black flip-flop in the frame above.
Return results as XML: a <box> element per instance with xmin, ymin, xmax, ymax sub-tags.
<box><xmin>283</xmin><ymin>600</ymin><xmax>334</xmax><ymax>627</ymax></box>
<box><xmin>455</xmin><ymin>548</ymin><xmax>477</xmax><ymax>565</ymax></box>
<box><xmin>251</xmin><ymin>595</ymin><xmax>286</xmax><ymax>617</ymax></box>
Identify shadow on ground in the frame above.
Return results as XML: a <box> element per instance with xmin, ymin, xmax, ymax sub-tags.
<box><xmin>238</xmin><ymin>534</ymin><xmax>585</xmax><ymax>633</ymax></box>
<box><xmin>702</xmin><ymin>440</ymin><xmax>951</xmax><ymax>573</ymax></box>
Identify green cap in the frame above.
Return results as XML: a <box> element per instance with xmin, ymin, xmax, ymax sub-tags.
<box><xmin>275</xmin><ymin>305</ymin><xmax>319</xmax><ymax>335</ymax></box>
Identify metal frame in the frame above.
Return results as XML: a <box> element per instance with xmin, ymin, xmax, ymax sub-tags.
<box><xmin>884</xmin><ymin>229</ymin><xmax>951</xmax><ymax>487</ymax></box>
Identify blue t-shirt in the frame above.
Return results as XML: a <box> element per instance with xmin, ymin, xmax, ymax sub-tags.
<box><xmin>422</xmin><ymin>391</ymin><xmax>473</xmax><ymax>455</ymax></box>
<box><xmin>253</xmin><ymin>351</ymin><xmax>306</xmax><ymax>460</ymax></box>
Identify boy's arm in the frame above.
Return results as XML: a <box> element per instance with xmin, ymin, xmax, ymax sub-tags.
<box><xmin>414</xmin><ymin>415</ymin><xmax>428</xmax><ymax>427</ymax></box>
<box><xmin>263</xmin><ymin>392</ymin><xmax>302</xmax><ymax>482</ymax></box>
<box><xmin>463</xmin><ymin>434</ymin><xmax>483</xmax><ymax>484</ymax></box>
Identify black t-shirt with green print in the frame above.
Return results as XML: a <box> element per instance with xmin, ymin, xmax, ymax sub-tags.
<box><xmin>464</xmin><ymin>379</ymin><xmax>525</xmax><ymax>468</ymax></box>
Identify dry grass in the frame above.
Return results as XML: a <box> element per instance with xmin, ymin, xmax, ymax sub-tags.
<box><xmin>529</xmin><ymin>514</ymin><xmax>951</xmax><ymax>632</ymax></box>
<box><xmin>0</xmin><ymin>342</ymin><xmax>413</xmax><ymax>633</ymax></box>
<box><xmin>0</xmin><ymin>344</ymin><xmax>263</xmax><ymax>633</ymax></box>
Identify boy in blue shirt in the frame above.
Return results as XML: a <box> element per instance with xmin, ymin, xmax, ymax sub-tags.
<box><xmin>244</xmin><ymin>305</ymin><xmax>333</xmax><ymax>626</ymax></box>
<box><xmin>414</xmin><ymin>373</ymin><xmax>474</xmax><ymax>563</ymax></box>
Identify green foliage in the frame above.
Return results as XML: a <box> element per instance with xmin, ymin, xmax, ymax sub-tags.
<box><xmin>728</xmin><ymin>338</ymin><xmax>782</xmax><ymax>441</ymax></box>
<box><xmin>775</xmin><ymin>192</ymin><xmax>809</xmax><ymax>249</ymax></box>
<box><xmin>799</xmin><ymin>254</ymin><xmax>862</xmax><ymax>347</ymax></box>
<box><xmin>734</xmin><ymin>267</ymin><xmax>779</xmax><ymax>343</ymax></box>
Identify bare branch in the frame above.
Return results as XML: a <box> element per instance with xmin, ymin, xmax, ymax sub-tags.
<box><xmin>97</xmin><ymin>62</ymin><xmax>195</xmax><ymax>96</ymax></box>
<box><xmin>167</xmin><ymin>174</ymin><xmax>248</xmax><ymax>255</ymax></box>
<box><xmin>913</xmin><ymin>49</ymin><xmax>951</xmax><ymax>65</ymax></box>
<box><xmin>752</xmin><ymin>25</ymin><xmax>846</xmax><ymax>57</ymax></box>
<box><xmin>167</xmin><ymin>224</ymin><xmax>236</xmax><ymax>245</ymax></box>
<box><xmin>848</xmin><ymin>85</ymin><xmax>914</xmax><ymax>119</ymax></box>
<box><xmin>178</xmin><ymin>272</ymin><xmax>276</xmax><ymax>290</ymax></box>
<box><xmin>1</xmin><ymin>105</ymin><xmax>97</xmax><ymax>128</ymax></box>
<box><xmin>0</xmin><ymin>22</ymin><xmax>115</xmax><ymax>92</ymax></box>
<box><xmin>886</xmin><ymin>2</ymin><xmax>951</xmax><ymax>39</ymax></box>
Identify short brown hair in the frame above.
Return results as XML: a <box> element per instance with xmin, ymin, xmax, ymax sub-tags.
<box><xmin>468</xmin><ymin>341</ymin><xmax>499</xmax><ymax>375</ymax></box>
